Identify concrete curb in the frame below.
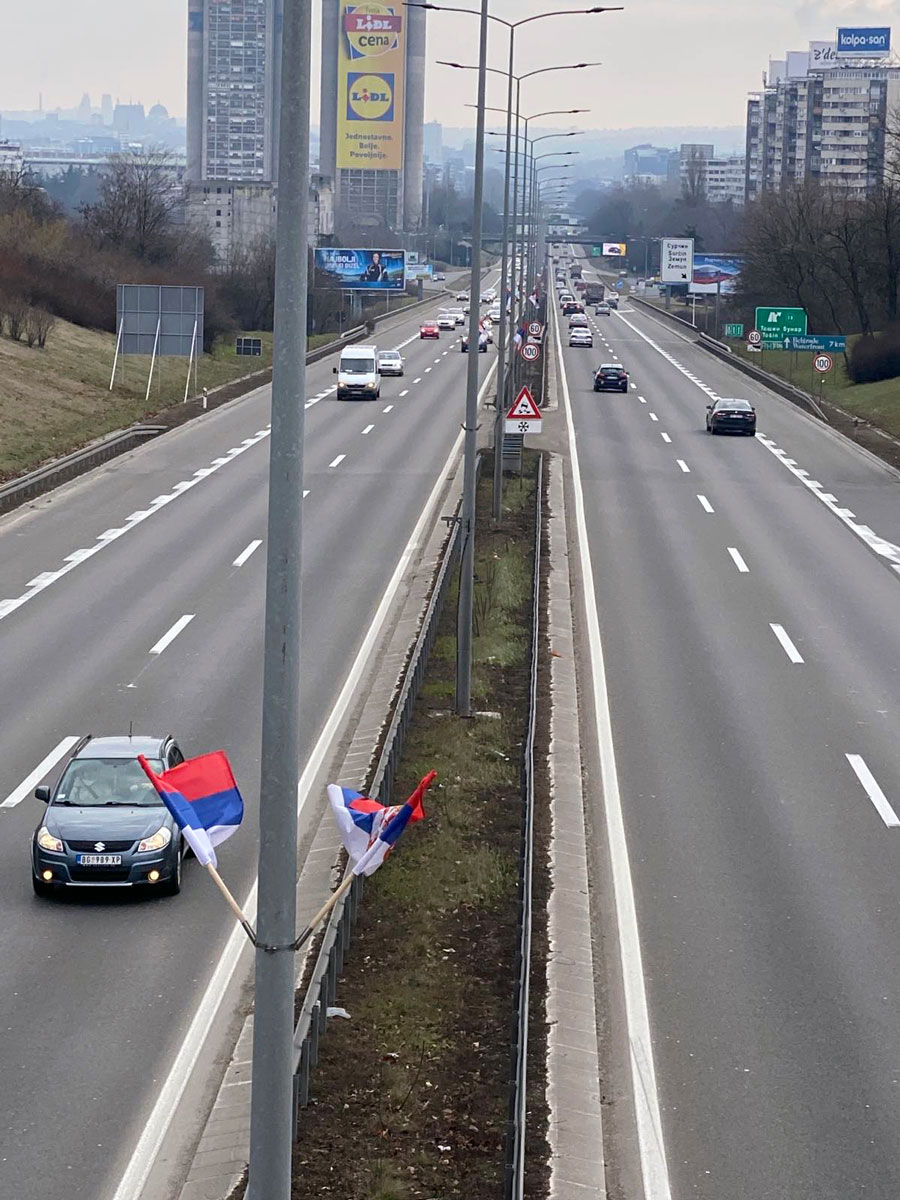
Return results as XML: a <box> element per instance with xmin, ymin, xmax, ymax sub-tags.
<box><xmin>545</xmin><ymin>454</ymin><xmax>607</xmax><ymax>1200</ymax></box>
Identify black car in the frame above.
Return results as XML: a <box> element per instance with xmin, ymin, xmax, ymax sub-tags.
<box><xmin>32</xmin><ymin>734</ymin><xmax>187</xmax><ymax>897</ymax></box>
<box><xmin>461</xmin><ymin>332</ymin><xmax>488</xmax><ymax>353</ymax></box>
<box><xmin>706</xmin><ymin>397</ymin><xmax>756</xmax><ymax>435</ymax></box>
<box><xmin>593</xmin><ymin>363</ymin><xmax>629</xmax><ymax>393</ymax></box>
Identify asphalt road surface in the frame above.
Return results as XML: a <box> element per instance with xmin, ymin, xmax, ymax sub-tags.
<box><xmin>0</xmin><ymin>277</ymin><xmax>498</xmax><ymax>1200</ymax></box>
<box><xmin>557</xmin><ymin>272</ymin><xmax>900</xmax><ymax>1198</ymax></box>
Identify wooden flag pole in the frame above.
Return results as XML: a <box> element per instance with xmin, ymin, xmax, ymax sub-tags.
<box><xmin>205</xmin><ymin>862</ymin><xmax>258</xmax><ymax>945</ymax></box>
<box><xmin>291</xmin><ymin>871</ymin><xmax>355</xmax><ymax>951</ymax></box>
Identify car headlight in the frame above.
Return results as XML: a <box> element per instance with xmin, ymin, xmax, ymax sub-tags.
<box><xmin>137</xmin><ymin>827</ymin><xmax>172</xmax><ymax>853</ymax></box>
<box><xmin>37</xmin><ymin>827</ymin><xmax>63</xmax><ymax>853</ymax></box>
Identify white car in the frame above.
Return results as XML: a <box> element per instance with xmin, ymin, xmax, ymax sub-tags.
<box><xmin>595</xmin><ymin>302</ymin><xmax>612</xmax><ymax>316</ymax></box>
<box><xmin>377</xmin><ymin>349</ymin><xmax>404</xmax><ymax>376</ymax></box>
<box><xmin>489</xmin><ymin>305</ymin><xmax>502</xmax><ymax>323</ymax></box>
<box><xmin>569</xmin><ymin>328</ymin><xmax>593</xmax><ymax>348</ymax></box>
<box><xmin>450</xmin><ymin>308</ymin><xmax>466</xmax><ymax>326</ymax></box>
<box><xmin>456</xmin><ymin>291</ymin><xmax>469</xmax><ymax>302</ymax></box>
<box><xmin>568</xmin><ymin>313</ymin><xmax>589</xmax><ymax>329</ymax></box>
<box><xmin>437</xmin><ymin>311</ymin><xmax>456</xmax><ymax>331</ymax></box>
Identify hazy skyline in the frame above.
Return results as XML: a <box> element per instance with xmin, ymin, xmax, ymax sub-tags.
<box><xmin>2</xmin><ymin>0</ymin><xmax>894</xmax><ymax>132</ymax></box>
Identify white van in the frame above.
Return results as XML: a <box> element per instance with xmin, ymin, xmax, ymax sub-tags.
<box><xmin>334</xmin><ymin>344</ymin><xmax>380</xmax><ymax>400</ymax></box>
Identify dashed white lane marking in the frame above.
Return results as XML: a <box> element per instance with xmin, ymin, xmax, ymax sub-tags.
<box><xmin>399</xmin><ymin>389</ymin><xmax>409</xmax><ymax>397</ymax></box>
<box><xmin>361</xmin><ymin>424</ymin><xmax>374</xmax><ymax>435</ymax></box>
<box><xmin>303</xmin><ymin>489</ymin><xmax>310</xmax><ymax>498</ymax></box>
<box><xmin>413</xmin><ymin>377</ymin><xmax>423</xmax><ymax>384</ymax></box>
<box><xmin>649</xmin><ymin>413</ymin><xmax>659</xmax><ymax>422</ymax></box>
<box><xmin>770</xmin><ymin>623</ymin><xmax>804</xmax><ymax>663</ymax></box>
<box><xmin>676</xmin><ymin>459</ymin><xmax>690</xmax><ymax>473</ymax></box>
<box><xmin>434</xmin><ymin>357</ymin><xmax>441</xmax><ymax>363</ymax></box>
<box><xmin>846</xmin><ymin>754</ymin><xmax>900</xmax><ymax>828</ymax></box>
<box><xmin>727</xmin><ymin>547</ymin><xmax>749</xmax><ymax>574</ymax></box>
<box><xmin>383</xmin><ymin>405</ymin><xmax>394</xmax><ymax>413</ymax></box>
<box><xmin>697</xmin><ymin>494</ymin><xmax>715</xmax><ymax>513</ymax></box>
<box><xmin>661</xmin><ymin>433</ymin><xmax>672</xmax><ymax>444</ymax></box>
<box><xmin>1</xmin><ymin>736</ymin><xmax>80</xmax><ymax>809</ymax></box>
<box><xmin>425</xmin><ymin>367</ymin><xmax>432</xmax><ymax>373</ymax></box>
<box><xmin>639</xmin><ymin>396</ymin><xmax>647</xmax><ymax>404</ymax></box>
<box><xmin>329</xmin><ymin>454</ymin><xmax>346</xmax><ymax>468</ymax></box>
<box><xmin>150</xmin><ymin>614</ymin><xmax>195</xmax><ymax>656</ymax></box>
<box><xmin>630</xmin><ymin>382</ymin><xmax>637</xmax><ymax>390</ymax></box>
<box><xmin>233</xmin><ymin>539</ymin><xmax>262</xmax><ymax>568</ymax></box>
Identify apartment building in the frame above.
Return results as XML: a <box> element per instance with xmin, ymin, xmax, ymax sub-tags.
<box><xmin>706</xmin><ymin>156</ymin><xmax>747</xmax><ymax>205</ymax></box>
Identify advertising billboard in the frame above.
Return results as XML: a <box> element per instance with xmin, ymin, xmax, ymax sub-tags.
<box><xmin>689</xmin><ymin>254</ymin><xmax>744</xmax><ymax>295</ymax></box>
<box><xmin>315</xmin><ymin>247</ymin><xmax>407</xmax><ymax>290</ymax></box>
<box><xmin>406</xmin><ymin>262</ymin><xmax>433</xmax><ymax>281</ymax></box>
<box><xmin>809</xmin><ymin>41</ymin><xmax>838</xmax><ymax>69</ymax></box>
<box><xmin>602</xmin><ymin>242</ymin><xmax>627</xmax><ymax>257</ymax></box>
<box><xmin>337</xmin><ymin>3</ymin><xmax>406</xmax><ymax>171</ymax></box>
<box><xmin>836</xmin><ymin>27</ymin><xmax>891</xmax><ymax>57</ymax></box>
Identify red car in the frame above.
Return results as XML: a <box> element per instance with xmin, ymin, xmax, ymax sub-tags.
<box><xmin>420</xmin><ymin>321</ymin><xmax>439</xmax><ymax>339</ymax></box>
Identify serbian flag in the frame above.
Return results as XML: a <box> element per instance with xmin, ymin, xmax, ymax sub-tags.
<box><xmin>327</xmin><ymin>770</ymin><xmax>436</xmax><ymax>876</ymax></box>
<box><xmin>137</xmin><ymin>751</ymin><xmax>244</xmax><ymax>867</ymax></box>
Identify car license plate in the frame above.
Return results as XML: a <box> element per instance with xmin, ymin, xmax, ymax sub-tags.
<box><xmin>76</xmin><ymin>854</ymin><xmax>122</xmax><ymax>866</ymax></box>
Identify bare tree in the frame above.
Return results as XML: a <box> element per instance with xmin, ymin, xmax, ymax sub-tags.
<box><xmin>24</xmin><ymin>306</ymin><xmax>56</xmax><ymax>348</ymax></box>
<box><xmin>682</xmin><ymin>148</ymin><xmax>708</xmax><ymax>206</ymax></box>
<box><xmin>80</xmin><ymin>149</ymin><xmax>181</xmax><ymax>261</ymax></box>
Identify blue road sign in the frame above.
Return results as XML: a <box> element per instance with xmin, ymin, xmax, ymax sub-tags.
<box><xmin>784</xmin><ymin>335</ymin><xmax>847</xmax><ymax>353</ymax></box>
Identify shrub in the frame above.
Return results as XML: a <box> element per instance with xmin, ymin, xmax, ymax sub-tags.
<box><xmin>847</xmin><ymin>325</ymin><xmax>900</xmax><ymax>384</ymax></box>
<box><xmin>24</xmin><ymin>307</ymin><xmax>56</xmax><ymax>349</ymax></box>
<box><xmin>3</xmin><ymin>294</ymin><xmax>28</xmax><ymax>341</ymax></box>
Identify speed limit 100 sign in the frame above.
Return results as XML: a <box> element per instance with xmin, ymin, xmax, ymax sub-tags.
<box><xmin>521</xmin><ymin>341</ymin><xmax>541</xmax><ymax>362</ymax></box>
<box><xmin>814</xmin><ymin>353</ymin><xmax>833</xmax><ymax>374</ymax></box>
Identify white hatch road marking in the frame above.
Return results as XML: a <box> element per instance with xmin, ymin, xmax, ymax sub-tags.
<box><xmin>846</xmin><ymin>754</ymin><xmax>900</xmax><ymax>828</ymax></box>
<box><xmin>383</xmin><ymin>405</ymin><xmax>394</xmax><ymax>413</ymax></box>
<box><xmin>649</xmin><ymin>412</ymin><xmax>659</xmax><ymax>422</ymax></box>
<box><xmin>770</xmin><ymin>623</ymin><xmax>804</xmax><ymax>663</ymax></box>
<box><xmin>661</xmin><ymin>433</ymin><xmax>672</xmax><ymax>444</ymax></box>
<box><xmin>149</xmin><ymin>614</ymin><xmax>195</xmax><ymax>656</ymax></box>
<box><xmin>329</xmin><ymin>454</ymin><xmax>346</xmax><ymax>468</ymax></box>
<box><xmin>399</xmin><ymin>390</ymin><xmax>409</xmax><ymax>397</ymax></box>
<box><xmin>728</xmin><ymin>547</ymin><xmax>750</xmax><ymax>574</ymax></box>
<box><xmin>361</xmin><ymin>424</ymin><xmax>375</xmax><ymax>435</ymax></box>
<box><xmin>676</xmin><ymin>459</ymin><xmax>690</xmax><ymax>473</ymax></box>
<box><xmin>616</xmin><ymin>309</ymin><xmax>900</xmax><ymax>576</ymax></box>
<box><xmin>0</xmin><ymin>425</ymin><xmax>272</xmax><ymax>626</ymax></box>
<box><xmin>108</xmin><ymin>354</ymin><xmax>499</xmax><ymax>1200</ymax></box>
<box><xmin>233</xmin><ymin>540</ymin><xmax>262</xmax><ymax>568</ymax></box>
<box><xmin>553</xmin><ymin>303</ymin><xmax>672</xmax><ymax>1198</ymax></box>
<box><xmin>697</xmin><ymin>494</ymin><xmax>715</xmax><ymax>513</ymax></box>
<box><xmin>1</xmin><ymin>736</ymin><xmax>80</xmax><ymax>809</ymax></box>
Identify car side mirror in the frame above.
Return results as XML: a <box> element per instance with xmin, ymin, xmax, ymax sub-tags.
<box><xmin>706</xmin><ymin>404</ymin><xmax>713</xmax><ymax>411</ymax></box>
<box><xmin>35</xmin><ymin>785</ymin><xmax>51</xmax><ymax>802</ymax></box>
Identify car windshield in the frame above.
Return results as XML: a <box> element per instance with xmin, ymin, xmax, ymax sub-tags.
<box><xmin>342</xmin><ymin>358</ymin><xmax>373</xmax><ymax>374</ymax></box>
<box><xmin>379</xmin><ymin>352</ymin><xmax>400</xmax><ymax>361</ymax></box>
<box><xmin>55</xmin><ymin>758</ymin><xmax>165</xmax><ymax>807</ymax></box>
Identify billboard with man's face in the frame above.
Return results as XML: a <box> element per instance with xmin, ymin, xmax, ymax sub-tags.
<box><xmin>337</xmin><ymin>3</ymin><xmax>406</xmax><ymax>171</ymax></box>
<box><xmin>315</xmin><ymin>247</ymin><xmax>407</xmax><ymax>290</ymax></box>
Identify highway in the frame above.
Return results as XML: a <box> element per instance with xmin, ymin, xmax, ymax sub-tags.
<box><xmin>0</xmin><ymin>277</ymin><xmax>498</xmax><ymax>1200</ymax></box>
<box><xmin>556</xmin><ymin>269</ymin><xmax>900</xmax><ymax>1198</ymax></box>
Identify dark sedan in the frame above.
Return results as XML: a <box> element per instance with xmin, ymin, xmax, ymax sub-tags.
<box><xmin>706</xmin><ymin>397</ymin><xmax>756</xmax><ymax>435</ymax></box>
<box><xmin>32</xmin><ymin>734</ymin><xmax>187</xmax><ymax>897</ymax></box>
<box><xmin>593</xmin><ymin>363</ymin><xmax>629</xmax><ymax>393</ymax></box>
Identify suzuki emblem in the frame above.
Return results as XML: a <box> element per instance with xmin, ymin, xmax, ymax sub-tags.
<box><xmin>94</xmin><ymin>842</ymin><xmax>106</xmax><ymax>852</ymax></box>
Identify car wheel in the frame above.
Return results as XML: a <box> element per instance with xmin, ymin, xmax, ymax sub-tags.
<box><xmin>161</xmin><ymin>844</ymin><xmax>183</xmax><ymax>896</ymax></box>
<box><xmin>709</xmin><ymin>425</ymin><xmax>717</xmax><ymax>434</ymax></box>
<box><xmin>32</xmin><ymin>874</ymin><xmax>55</xmax><ymax>899</ymax></box>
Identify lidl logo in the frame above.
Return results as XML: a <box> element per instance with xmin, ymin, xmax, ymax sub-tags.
<box><xmin>347</xmin><ymin>73</ymin><xmax>394</xmax><ymax>121</ymax></box>
<box><xmin>343</xmin><ymin>3</ymin><xmax>401</xmax><ymax>59</ymax></box>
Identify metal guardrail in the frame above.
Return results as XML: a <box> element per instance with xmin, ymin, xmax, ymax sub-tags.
<box><xmin>290</xmin><ymin>479</ymin><xmax>468</xmax><ymax>1121</ymax></box>
<box><xmin>504</xmin><ymin>453</ymin><xmax>542</xmax><ymax>1200</ymax></box>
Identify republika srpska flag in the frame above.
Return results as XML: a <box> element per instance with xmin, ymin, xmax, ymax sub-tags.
<box><xmin>327</xmin><ymin>771</ymin><xmax>436</xmax><ymax>876</ymax></box>
<box><xmin>138</xmin><ymin>751</ymin><xmax>244</xmax><ymax>867</ymax></box>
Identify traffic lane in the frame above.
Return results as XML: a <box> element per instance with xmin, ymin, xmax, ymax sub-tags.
<box><xmin>605</xmin><ymin>303</ymin><xmax>900</xmax><ymax>552</ymax></box>
<box><xmin>562</xmin><ymin>336</ymin><xmax>900</xmax><ymax>1196</ymax></box>
<box><xmin>0</xmin><ymin>343</ymin><xmax>496</xmax><ymax>1200</ymax></box>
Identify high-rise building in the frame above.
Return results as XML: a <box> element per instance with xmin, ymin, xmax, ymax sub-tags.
<box><xmin>186</xmin><ymin>0</ymin><xmax>283</xmax><ymax>183</ymax></box>
<box><xmin>318</xmin><ymin>0</ymin><xmax>427</xmax><ymax>231</ymax></box>
<box><xmin>706</xmin><ymin>156</ymin><xmax>746</xmax><ymax>205</ymax></box>
<box><xmin>623</xmin><ymin>143</ymin><xmax>674</xmax><ymax>186</ymax></box>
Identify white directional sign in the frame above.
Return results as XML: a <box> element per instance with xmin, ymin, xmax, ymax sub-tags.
<box><xmin>660</xmin><ymin>237</ymin><xmax>694</xmax><ymax>284</ymax></box>
<box><xmin>505</xmin><ymin>385</ymin><xmax>542</xmax><ymax>435</ymax></box>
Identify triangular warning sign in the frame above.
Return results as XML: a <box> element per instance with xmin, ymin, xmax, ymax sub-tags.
<box><xmin>507</xmin><ymin>386</ymin><xmax>541</xmax><ymax>420</ymax></box>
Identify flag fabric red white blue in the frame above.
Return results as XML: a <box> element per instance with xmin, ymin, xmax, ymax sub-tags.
<box><xmin>137</xmin><ymin>751</ymin><xmax>244</xmax><ymax>867</ymax></box>
<box><xmin>327</xmin><ymin>771</ymin><xmax>436</xmax><ymax>876</ymax></box>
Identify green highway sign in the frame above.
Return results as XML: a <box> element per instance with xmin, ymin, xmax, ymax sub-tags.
<box><xmin>591</xmin><ymin>246</ymin><xmax>603</xmax><ymax>257</ymax></box>
<box><xmin>756</xmin><ymin>306</ymin><xmax>808</xmax><ymax>340</ymax></box>
<box><xmin>724</xmin><ymin>323</ymin><xmax>744</xmax><ymax>338</ymax></box>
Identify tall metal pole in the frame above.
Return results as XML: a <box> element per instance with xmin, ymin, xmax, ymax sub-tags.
<box><xmin>247</xmin><ymin>0</ymin><xmax>311</xmax><ymax>1194</ymax></box>
<box><xmin>455</xmin><ymin>0</ymin><xmax>489</xmax><ymax>716</ymax></box>
<box><xmin>508</xmin><ymin>80</ymin><xmax>522</xmax><ymax>390</ymax></box>
<box><xmin>516</xmin><ymin>125</ymin><xmax>530</xmax><ymax>369</ymax></box>
<box><xmin>492</xmin><ymin>26</ymin><xmax>516</xmax><ymax>522</ymax></box>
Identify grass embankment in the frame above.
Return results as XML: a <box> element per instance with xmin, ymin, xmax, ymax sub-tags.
<box><xmin>0</xmin><ymin>321</ymin><xmax>335</xmax><ymax>483</ymax></box>
<box><xmin>285</xmin><ymin>457</ymin><xmax>550</xmax><ymax>1199</ymax></box>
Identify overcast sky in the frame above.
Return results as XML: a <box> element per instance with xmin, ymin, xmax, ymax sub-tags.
<box><xmin>1</xmin><ymin>0</ymin><xmax>894</xmax><ymax>130</ymax></box>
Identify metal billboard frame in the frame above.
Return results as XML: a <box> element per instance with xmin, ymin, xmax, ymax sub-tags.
<box><xmin>111</xmin><ymin>285</ymin><xmax>205</xmax><ymax>402</ymax></box>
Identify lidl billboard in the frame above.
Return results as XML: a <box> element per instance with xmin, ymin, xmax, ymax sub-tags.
<box><xmin>337</xmin><ymin>3</ymin><xmax>406</xmax><ymax>171</ymax></box>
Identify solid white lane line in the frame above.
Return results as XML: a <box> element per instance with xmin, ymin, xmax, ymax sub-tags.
<box><xmin>233</xmin><ymin>539</ymin><xmax>262</xmax><ymax>568</ymax></box>
<box><xmin>361</xmin><ymin>424</ymin><xmax>375</xmax><ymax>435</ymax></box>
<box><xmin>150</xmin><ymin>614</ymin><xmax>195</xmax><ymax>656</ymax></box>
<box><xmin>661</xmin><ymin>432</ymin><xmax>672</xmax><ymax>444</ymax></box>
<box><xmin>770</xmin><ymin>623</ymin><xmax>804</xmax><ymax>663</ymax></box>
<box><xmin>846</xmin><ymin>754</ymin><xmax>900</xmax><ymax>827</ymax></box>
<box><xmin>399</xmin><ymin>389</ymin><xmax>409</xmax><ymax>397</ymax></box>
<box><xmin>727</xmin><ymin>547</ymin><xmax>749</xmax><ymax>573</ymax></box>
<box><xmin>383</xmin><ymin>405</ymin><xmax>394</xmax><ymax>413</ymax></box>
<box><xmin>1</xmin><ymin>736</ymin><xmax>80</xmax><ymax>809</ymax></box>
<box><xmin>697</xmin><ymin>494</ymin><xmax>715</xmax><ymax>513</ymax></box>
<box><xmin>553</xmin><ymin>301</ymin><xmax>672</xmax><ymax>1199</ymax></box>
<box><xmin>329</xmin><ymin>454</ymin><xmax>346</xmax><ymax>468</ymax></box>
<box><xmin>649</xmin><ymin>413</ymin><xmax>658</xmax><ymax>421</ymax></box>
<box><xmin>676</xmin><ymin>459</ymin><xmax>690</xmax><ymax>473</ymax></box>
